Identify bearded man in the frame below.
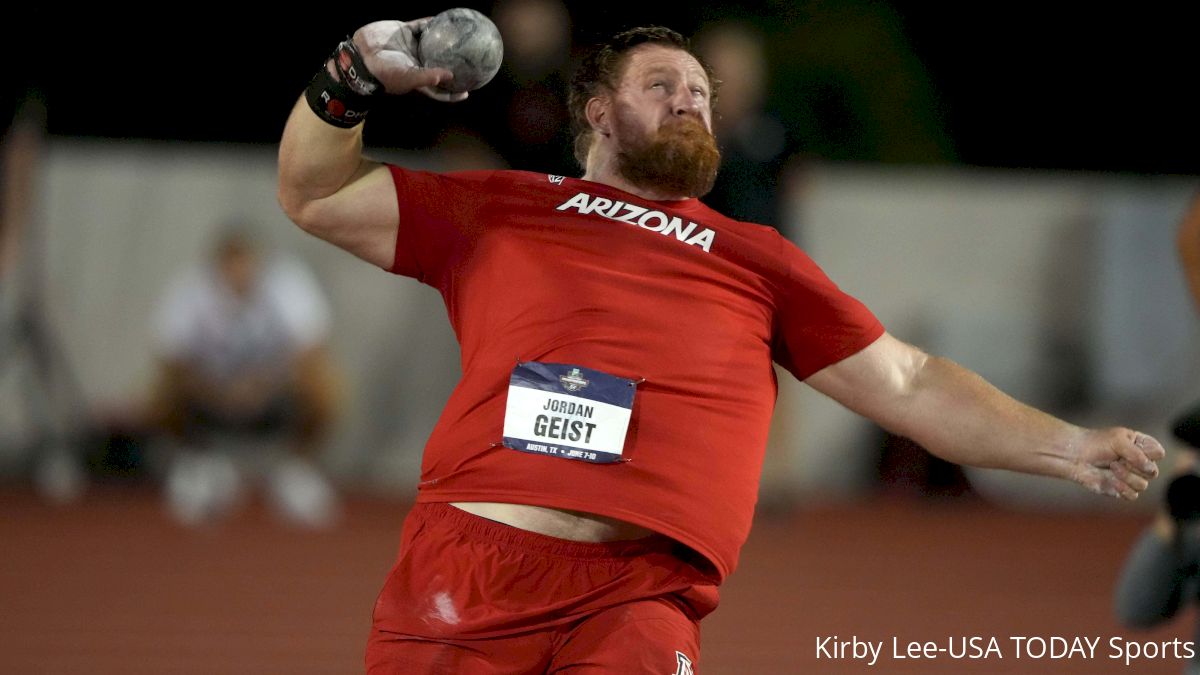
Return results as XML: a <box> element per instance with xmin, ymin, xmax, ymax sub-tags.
<box><xmin>277</xmin><ymin>21</ymin><xmax>1163</xmax><ymax>674</ymax></box>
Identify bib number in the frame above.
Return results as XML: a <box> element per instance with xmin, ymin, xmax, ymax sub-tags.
<box><xmin>502</xmin><ymin>362</ymin><xmax>636</xmax><ymax>464</ymax></box>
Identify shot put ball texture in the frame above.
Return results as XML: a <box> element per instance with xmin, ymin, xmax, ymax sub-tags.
<box><xmin>419</xmin><ymin>8</ymin><xmax>504</xmax><ymax>93</ymax></box>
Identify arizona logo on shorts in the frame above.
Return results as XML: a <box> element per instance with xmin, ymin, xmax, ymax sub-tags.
<box><xmin>674</xmin><ymin>651</ymin><xmax>694</xmax><ymax>675</ymax></box>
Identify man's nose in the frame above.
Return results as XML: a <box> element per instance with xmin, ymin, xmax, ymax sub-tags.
<box><xmin>671</xmin><ymin>89</ymin><xmax>701</xmax><ymax>117</ymax></box>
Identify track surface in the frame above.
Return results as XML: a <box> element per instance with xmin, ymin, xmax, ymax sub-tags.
<box><xmin>1</xmin><ymin>487</ymin><xmax>1191</xmax><ymax>674</ymax></box>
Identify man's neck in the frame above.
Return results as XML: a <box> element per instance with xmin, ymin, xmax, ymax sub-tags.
<box><xmin>581</xmin><ymin>154</ymin><xmax>691</xmax><ymax>203</ymax></box>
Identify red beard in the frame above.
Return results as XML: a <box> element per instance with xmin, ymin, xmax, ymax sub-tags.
<box><xmin>613</xmin><ymin>110</ymin><xmax>721</xmax><ymax>198</ymax></box>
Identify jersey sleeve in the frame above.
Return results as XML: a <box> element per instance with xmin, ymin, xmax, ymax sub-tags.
<box><xmin>386</xmin><ymin>165</ymin><xmax>496</xmax><ymax>289</ymax></box>
<box><xmin>771</xmin><ymin>234</ymin><xmax>885</xmax><ymax>380</ymax></box>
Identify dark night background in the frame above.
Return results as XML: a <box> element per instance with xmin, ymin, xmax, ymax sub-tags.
<box><xmin>4</xmin><ymin>1</ymin><xmax>1198</xmax><ymax>175</ymax></box>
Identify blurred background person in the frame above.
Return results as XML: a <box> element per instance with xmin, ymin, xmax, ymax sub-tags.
<box><xmin>147</xmin><ymin>226</ymin><xmax>342</xmax><ymax>528</ymax></box>
<box><xmin>484</xmin><ymin>0</ymin><xmax>577</xmax><ymax>174</ymax></box>
<box><xmin>1112</xmin><ymin>191</ymin><xmax>1200</xmax><ymax>675</ymax></box>
<box><xmin>1112</xmin><ymin>447</ymin><xmax>1200</xmax><ymax>675</ymax></box>
<box><xmin>2</xmin><ymin>92</ymin><xmax>90</xmax><ymax>504</ymax></box>
<box><xmin>693</xmin><ymin>20</ymin><xmax>796</xmax><ymax>229</ymax></box>
<box><xmin>1172</xmin><ymin>192</ymin><xmax>1200</xmax><ymax>450</ymax></box>
<box><xmin>1180</xmin><ymin>192</ymin><xmax>1200</xmax><ymax>317</ymax></box>
<box><xmin>693</xmin><ymin>20</ymin><xmax>806</xmax><ymax>513</ymax></box>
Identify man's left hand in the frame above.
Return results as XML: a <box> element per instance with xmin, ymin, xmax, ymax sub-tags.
<box><xmin>1069</xmin><ymin>427</ymin><xmax>1165</xmax><ymax>501</ymax></box>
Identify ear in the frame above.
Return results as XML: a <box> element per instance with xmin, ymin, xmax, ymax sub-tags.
<box><xmin>585</xmin><ymin>96</ymin><xmax>611</xmax><ymax>138</ymax></box>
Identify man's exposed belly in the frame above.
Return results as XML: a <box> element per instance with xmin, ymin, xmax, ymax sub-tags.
<box><xmin>450</xmin><ymin>502</ymin><xmax>656</xmax><ymax>541</ymax></box>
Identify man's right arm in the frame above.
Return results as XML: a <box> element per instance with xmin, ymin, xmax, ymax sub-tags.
<box><xmin>276</xmin><ymin>19</ymin><xmax>461</xmax><ymax>269</ymax></box>
<box><xmin>278</xmin><ymin>100</ymin><xmax>397</xmax><ymax>269</ymax></box>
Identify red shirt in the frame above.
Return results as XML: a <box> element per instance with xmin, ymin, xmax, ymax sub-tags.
<box><xmin>388</xmin><ymin>166</ymin><xmax>884</xmax><ymax>580</ymax></box>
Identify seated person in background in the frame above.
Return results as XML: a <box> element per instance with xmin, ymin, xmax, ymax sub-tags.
<box><xmin>148</xmin><ymin>227</ymin><xmax>341</xmax><ymax>527</ymax></box>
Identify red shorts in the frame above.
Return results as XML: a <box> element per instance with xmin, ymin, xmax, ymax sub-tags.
<box><xmin>366</xmin><ymin>502</ymin><xmax>719</xmax><ymax>674</ymax></box>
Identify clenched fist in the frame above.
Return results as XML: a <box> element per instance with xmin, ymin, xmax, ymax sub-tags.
<box><xmin>1069</xmin><ymin>427</ymin><xmax>1165</xmax><ymax>501</ymax></box>
<box><xmin>351</xmin><ymin>19</ymin><xmax>468</xmax><ymax>102</ymax></box>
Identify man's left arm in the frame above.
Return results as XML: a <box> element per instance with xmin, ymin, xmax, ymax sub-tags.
<box><xmin>805</xmin><ymin>332</ymin><xmax>1164</xmax><ymax>500</ymax></box>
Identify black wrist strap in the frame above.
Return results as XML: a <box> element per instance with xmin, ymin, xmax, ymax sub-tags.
<box><xmin>304</xmin><ymin>38</ymin><xmax>383</xmax><ymax>128</ymax></box>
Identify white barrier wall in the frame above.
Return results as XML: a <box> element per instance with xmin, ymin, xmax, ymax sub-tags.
<box><xmin>3</xmin><ymin>141</ymin><xmax>465</xmax><ymax>488</ymax></box>
<box><xmin>772</xmin><ymin>165</ymin><xmax>1198</xmax><ymax>507</ymax></box>
<box><xmin>4</xmin><ymin>141</ymin><xmax>1197</xmax><ymax>505</ymax></box>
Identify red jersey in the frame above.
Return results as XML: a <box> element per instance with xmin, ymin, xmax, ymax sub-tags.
<box><xmin>387</xmin><ymin>166</ymin><xmax>883</xmax><ymax>580</ymax></box>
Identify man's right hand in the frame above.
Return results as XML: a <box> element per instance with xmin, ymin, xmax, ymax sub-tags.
<box><xmin>279</xmin><ymin>19</ymin><xmax>466</xmax><ymax>269</ymax></box>
<box><xmin>352</xmin><ymin>20</ymin><xmax>468</xmax><ymax>102</ymax></box>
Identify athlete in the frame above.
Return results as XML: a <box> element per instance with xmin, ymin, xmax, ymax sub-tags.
<box><xmin>278</xmin><ymin>19</ymin><xmax>1166</xmax><ymax>674</ymax></box>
